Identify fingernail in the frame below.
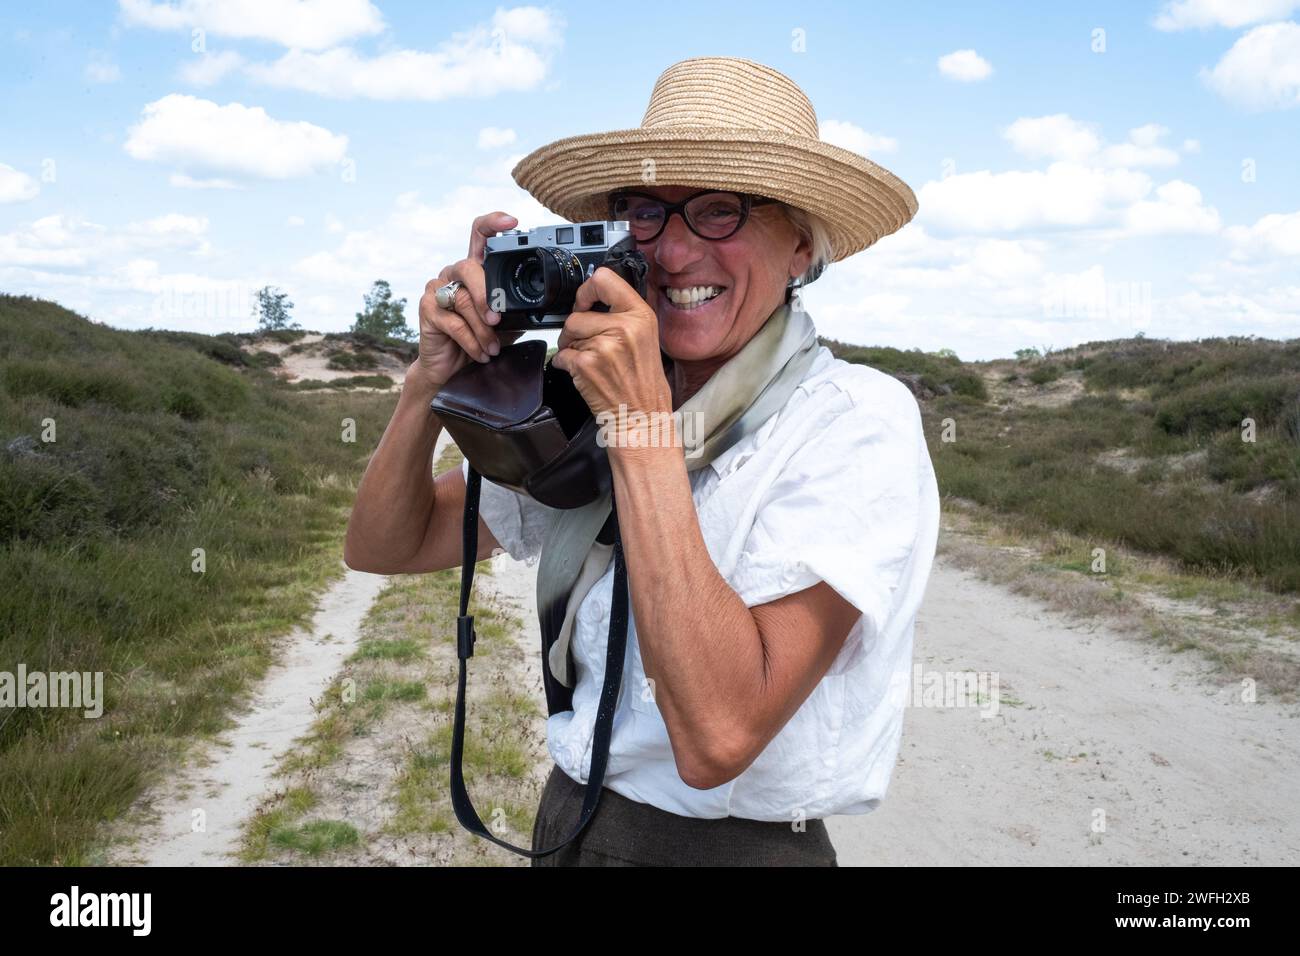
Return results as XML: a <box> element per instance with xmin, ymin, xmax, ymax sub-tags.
<box><xmin>478</xmin><ymin>351</ymin><xmax>490</xmax><ymax>363</ymax></box>
<box><xmin>488</xmin><ymin>340</ymin><xmax>500</xmax><ymax>356</ymax></box>
<box><xmin>485</xmin><ymin>312</ymin><xmax>498</xmax><ymax>325</ymax></box>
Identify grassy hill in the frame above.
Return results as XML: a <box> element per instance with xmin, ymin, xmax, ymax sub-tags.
<box><xmin>2</xmin><ymin>292</ymin><xmax>1296</xmax><ymax>864</ymax></box>
<box><xmin>822</xmin><ymin>334</ymin><xmax>1300</xmax><ymax>594</ymax></box>
<box><xmin>0</xmin><ymin>294</ymin><xmax>397</xmax><ymax>865</ymax></box>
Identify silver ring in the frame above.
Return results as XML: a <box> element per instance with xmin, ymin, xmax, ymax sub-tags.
<box><xmin>434</xmin><ymin>279</ymin><xmax>463</xmax><ymax>311</ymax></box>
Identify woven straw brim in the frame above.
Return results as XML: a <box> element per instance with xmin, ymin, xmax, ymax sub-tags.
<box><xmin>512</xmin><ymin>127</ymin><xmax>918</xmax><ymax>262</ymax></box>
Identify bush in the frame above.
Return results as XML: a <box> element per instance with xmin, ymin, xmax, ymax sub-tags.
<box><xmin>293</xmin><ymin>374</ymin><xmax>393</xmax><ymax>390</ymax></box>
<box><xmin>2</xmin><ymin>360</ymin><xmax>140</xmax><ymax>410</ymax></box>
<box><xmin>326</xmin><ymin>350</ymin><xmax>379</xmax><ymax>371</ymax></box>
<box><xmin>248</xmin><ymin>350</ymin><xmax>283</xmax><ymax>368</ymax></box>
<box><xmin>139</xmin><ymin>330</ymin><xmax>247</xmax><ymax>366</ymax></box>
<box><xmin>1205</xmin><ymin>431</ymin><xmax>1300</xmax><ymax>492</ymax></box>
<box><xmin>1155</xmin><ymin>374</ymin><xmax>1299</xmax><ymax>436</ymax></box>
<box><xmin>264</xmin><ymin>328</ymin><xmax>308</xmax><ymax>345</ymax></box>
<box><xmin>821</xmin><ymin>338</ymin><xmax>988</xmax><ymax>401</ymax></box>
<box><xmin>1028</xmin><ymin>363</ymin><xmax>1062</xmax><ymax>386</ymax></box>
<box><xmin>0</xmin><ymin>292</ymin><xmax>399</xmax><ymax>864</ymax></box>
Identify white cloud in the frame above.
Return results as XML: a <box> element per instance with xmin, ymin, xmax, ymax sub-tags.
<box><xmin>286</xmin><ymin>215</ymin><xmax>306</xmax><ymax>227</ymax></box>
<box><xmin>169</xmin><ymin>173</ymin><xmax>241</xmax><ymax>189</ymax></box>
<box><xmin>0</xmin><ymin>163</ymin><xmax>40</xmax><ymax>203</ymax></box>
<box><xmin>1128</xmin><ymin>123</ymin><xmax>1167</xmax><ymax>148</ymax></box>
<box><xmin>118</xmin><ymin>0</ymin><xmax>384</xmax><ymax>50</ymax></box>
<box><xmin>800</xmin><ymin>219</ymin><xmax>1299</xmax><ymax>359</ymax></box>
<box><xmin>919</xmin><ymin>163</ymin><xmax>1152</xmax><ymax>234</ymax></box>
<box><xmin>243</xmin><ymin>7</ymin><xmax>564</xmax><ymax>100</ymax></box>
<box><xmin>0</xmin><ymin>212</ymin><xmax>211</xmax><ymax>269</ymax></box>
<box><xmin>179</xmin><ymin>50</ymin><xmax>245</xmax><ymax>86</ymax></box>
<box><xmin>1004</xmin><ymin>115</ymin><xmax>1101</xmax><ymax>162</ymax></box>
<box><xmin>125</xmin><ymin>213</ymin><xmax>210</xmax><ymax>238</ymax></box>
<box><xmin>294</xmin><ymin>186</ymin><xmax>543</xmax><ymax>285</ymax></box>
<box><xmin>819</xmin><ymin>119</ymin><xmax>898</xmax><ymax>156</ymax></box>
<box><xmin>1153</xmin><ymin>0</ymin><xmax>1300</xmax><ymax>30</ymax></box>
<box><xmin>290</xmin><ymin>184</ymin><xmax>553</xmax><ymax>328</ymax></box>
<box><xmin>1202</xmin><ymin>21</ymin><xmax>1300</xmax><ymax>110</ymax></box>
<box><xmin>937</xmin><ymin>49</ymin><xmax>993</xmax><ymax>82</ymax></box>
<box><xmin>477</xmin><ymin>126</ymin><xmax>518</xmax><ymax>149</ymax></box>
<box><xmin>1123</xmin><ymin>180</ymin><xmax>1222</xmax><ymax>235</ymax></box>
<box><xmin>1099</xmin><ymin>140</ymin><xmax>1181</xmax><ymax>168</ymax></box>
<box><xmin>125</xmin><ymin>94</ymin><xmax>349</xmax><ymax>180</ymax></box>
<box><xmin>1182</xmin><ymin>138</ymin><xmax>1202</xmax><ymax>153</ymax></box>
<box><xmin>85</xmin><ymin>59</ymin><xmax>121</xmax><ymax>84</ymax></box>
<box><xmin>1004</xmin><ymin>115</ymin><xmax>1180</xmax><ymax>167</ymax></box>
<box><xmin>0</xmin><ymin>216</ymin><xmax>99</xmax><ymax>267</ymax></box>
<box><xmin>1225</xmin><ymin>209</ymin><xmax>1300</xmax><ymax>259</ymax></box>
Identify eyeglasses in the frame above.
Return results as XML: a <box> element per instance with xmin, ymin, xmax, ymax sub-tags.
<box><xmin>608</xmin><ymin>189</ymin><xmax>779</xmax><ymax>243</ymax></box>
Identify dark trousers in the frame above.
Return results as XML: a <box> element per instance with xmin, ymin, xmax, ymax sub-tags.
<box><xmin>530</xmin><ymin>763</ymin><xmax>839</xmax><ymax>867</ymax></box>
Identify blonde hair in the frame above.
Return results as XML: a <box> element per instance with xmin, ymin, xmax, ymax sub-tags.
<box><xmin>779</xmin><ymin>202</ymin><xmax>833</xmax><ymax>287</ymax></box>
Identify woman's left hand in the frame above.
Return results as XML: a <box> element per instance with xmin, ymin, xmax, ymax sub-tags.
<box><xmin>553</xmin><ymin>266</ymin><xmax>673</xmax><ymax>424</ymax></box>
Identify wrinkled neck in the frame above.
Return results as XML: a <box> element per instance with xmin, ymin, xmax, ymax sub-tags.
<box><xmin>668</xmin><ymin>354</ymin><xmax>730</xmax><ymax>409</ymax></box>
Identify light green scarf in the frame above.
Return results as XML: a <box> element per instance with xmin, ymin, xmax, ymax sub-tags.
<box><xmin>536</xmin><ymin>300</ymin><xmax>820</xmax><ymax>688</ymax></box>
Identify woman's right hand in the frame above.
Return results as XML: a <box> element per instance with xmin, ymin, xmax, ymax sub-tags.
<box><xmin>413</xmin><ymin>211</ymin><xmax>526</xmax><ymax>391</ymax></box>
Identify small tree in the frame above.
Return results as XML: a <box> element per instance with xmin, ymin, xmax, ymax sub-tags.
<box><xmin>352</xmin><ymin>279</ymin><xmax>413</xmax><ymax>341</ymax></box>
<box><xmin>254</xmin><ymin>285</ymin><xmax>299</xmax><ymax>331</ymax></box>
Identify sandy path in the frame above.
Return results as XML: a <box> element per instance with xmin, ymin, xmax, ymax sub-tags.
<box><xmin>826</xmin><ymin>562</ymin><xmax>1300</xmax><ymax>866</ymax></box>
<box><xmin>105</xmin><ymin>565</ymin><xmax>389</xmax><ymax>866</ymax></box>
<box><xmin>439</xmin><ymin>545</ymin><xmax>1300</xmax><ymax>866</ymax></box>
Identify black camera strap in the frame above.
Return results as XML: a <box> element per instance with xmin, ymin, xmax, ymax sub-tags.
<box><xmin>449</xmin><ymin>465</ymin><xmax>628</xmax><ymax>858</ymax></box>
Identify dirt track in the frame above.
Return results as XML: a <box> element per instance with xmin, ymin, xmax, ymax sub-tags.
<box><xmin>827</xmin><ymin>563</ymin><xmax>1300</xmax><ymax>866</ymax></box>
<box><xmin>102</xmin><ymin>424</ymin><xmax>1299</xmax><ymax>866</ymax></box>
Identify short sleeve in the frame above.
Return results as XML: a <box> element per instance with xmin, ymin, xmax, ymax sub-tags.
<box><xmin>728</xmin><ymin>378</ymin><xmax>940</xmax><ymax>676</ymax></box>
<box><xmin>461</xmin><ymin>457</ymin><xmax>556</xmax><ymax>565</ymax></box>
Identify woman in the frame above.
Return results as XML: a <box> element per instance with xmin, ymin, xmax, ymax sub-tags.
<box><xmin>345</xmin><ymin>56</ymin><xmax>940</xmax><ymax>866</ymax></box>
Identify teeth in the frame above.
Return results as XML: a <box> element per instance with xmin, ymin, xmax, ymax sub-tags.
<box><xmin>665</xmin><ymin>285</ymin><xmax>723</xmax><ymax>308</ymax></box>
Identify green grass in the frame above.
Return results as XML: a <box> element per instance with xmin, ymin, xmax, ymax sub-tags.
<box><xmin>821</xmin><ymin>338</ymin><xmax>989</xmax><ymax>400</ymax></box>
<box><xmin>293</xmin><ymin>374</ymin><xmax>393</xmax><ymax>391</ymax></box>
<box><xmin>268</xmin><ymin>819</ymin><xmax>360</xmax><ymax>855</ymax></box>
<box><xmin>916</xmin><ymin>336</ymin><xmax>1300</xmax><ymax>593</ymax></box>
<box><xmin>0</xmin><ymin>294</ymin><xmax>397</xmax><ymax>865</ymax></box>
<box><xmin>326</xmin><ymin>350</ymin><xmax>380</xmax><ymax>371</ymax></box>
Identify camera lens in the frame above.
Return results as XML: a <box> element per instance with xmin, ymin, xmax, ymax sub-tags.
<box><xmin>507</xmin><ymin>247</ymin><xmax>583</xmax><ymax>308</ymax></box>
<box><xmin>518</xmin><ymin>257</ymin><xmax>546</xmax><ymax>299</ymax></box>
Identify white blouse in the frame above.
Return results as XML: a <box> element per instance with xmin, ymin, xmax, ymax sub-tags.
<box><xmin>461</xmin><ymin>344</ymin><xmax>940</xmax><ymax>822</ymax></box>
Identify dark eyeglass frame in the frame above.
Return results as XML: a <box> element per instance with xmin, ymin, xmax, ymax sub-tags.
<box><xmin>607</xmin><ymin>189</ymin><xmax>780</xmax><ymax>243</ymax></box>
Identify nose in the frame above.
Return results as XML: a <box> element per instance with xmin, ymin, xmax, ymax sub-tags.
<box><xmin>649</xmin><ymin>211</ymin><xmax>706</xmax><ymax>275</ymax></box>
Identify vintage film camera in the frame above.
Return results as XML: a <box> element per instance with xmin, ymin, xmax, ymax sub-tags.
<box><xmin>482</xmin><ymin>220</ymin><xmax>648</xmax><ymax>329</ymax></box>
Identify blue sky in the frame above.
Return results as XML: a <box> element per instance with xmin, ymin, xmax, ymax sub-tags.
<box><xmin>1</xmin><ymin>0</ymin><xmax>1297</xmax><ymax>359</ymax></box>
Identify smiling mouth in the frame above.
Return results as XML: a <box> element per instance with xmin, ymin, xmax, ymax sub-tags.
<box><xmin>660</xmin><ymin>285</ymin><xmax>727</xmax><ymax>311</ymax></box>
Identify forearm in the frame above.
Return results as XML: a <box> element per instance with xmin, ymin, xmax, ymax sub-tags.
<box><xmin>608</xmin><ymin>441</ymin><xmax>767</xmax><ymax>789</ymax></box>
<box><xmin>344</xmin><ymin>366</ymin><xmax>445</xmax><ymax>570</ymax></box>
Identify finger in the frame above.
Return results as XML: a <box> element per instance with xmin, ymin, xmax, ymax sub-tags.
<box><xmin>572</xmin><ymin>265</ymin><xmax>642</xmax><ymax>314</ymax></box>
<box><xmin>437</xmin><ymin>300</ymin><xmax>494</xmax><ymax>364</ymax></box>
<box><xmin>560</xmin><ymin>307</ymin><xmax>622</xmax><ymax>344</ymax></box>
<box><xmin>446</xmin><ymin>256</ymin><xmax>503</xmax><ymax>327</ymax></box>
<box><xmin>419</xmin><ymin>272</ymin><xmax>454</xmax><ymax>329</ymax></box>
<box><xmin>551</xmin><ymin>345</ymin><xmax>578</xmax><ymax>376</ymax></box>
<box><xmin>440</xmin><ymin>260</ymin><xmax>500</xmax><ymax>356</ymax></box>
<box><xmin>441</xmin><ymin>283</ymin><xmax>498</xmax><ymax>361</ymax></box>
<box><xmin>469</xmin><ymin>211</ymin><xmax>518</xmax><ymax>261</ymax></box>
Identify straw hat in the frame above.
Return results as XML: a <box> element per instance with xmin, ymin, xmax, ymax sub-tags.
<box><xmin>511</xmin><ymin>56</ymin><xmax>917</xmax><ymax>264</ymax></box>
